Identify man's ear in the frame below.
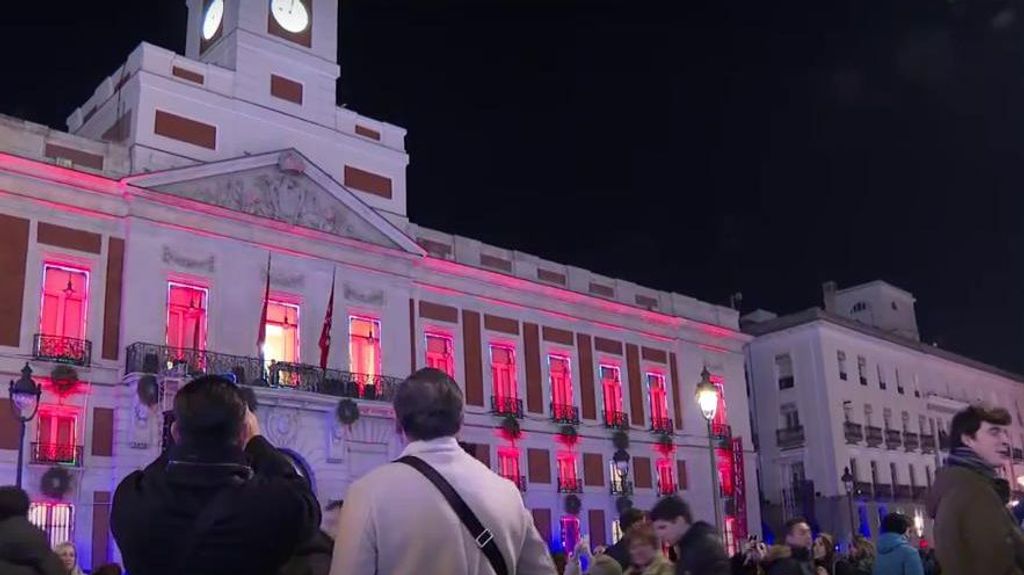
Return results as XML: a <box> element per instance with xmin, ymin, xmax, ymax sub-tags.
<box><xmin>171</xmin><ymin>421</ymin><xmax>181</xmax><ymax>444</ymax></box>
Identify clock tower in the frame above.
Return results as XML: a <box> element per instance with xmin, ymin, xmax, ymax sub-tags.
<box><xmin>184</xmin><ymin>0</ymin><xmax>341</xmax><ymax>126</ymax></box>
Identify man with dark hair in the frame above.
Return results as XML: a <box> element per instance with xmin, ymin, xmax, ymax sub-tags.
<box><xmin>764</xmin><ymin>518</ymin><xmax>813</xmax><ymax>575</ymax></box>
<box><xmin>927</xmin><ymin>404</ymin><xmax>1024</xmax><ymax>575</ymax></box>
<box><xmin>604</xmin><ymin>507</ymin><xmax>646</xmax><ymax>570</ymax></box>
<box><xmin>873</xmin><ymin>513</ymin><xmax>923</xmax><ymax>575</ymax></box>
<box><xmin>648</xmin><ymin>495</ymin><xmax>729</xmax><ymax>575</ymax></box>
<box><xmin>0</xmin><ymin>485</ymin><xmax>64</xmax><ymax>575</ymax></box>
<box><xmin>331</xmin><ymin>368</ymin><xmax>556</xmax><ymax>574</ymax></box>
<box><xmin>112</xmin><ymin>375</ymin><xmax>320</xmax><ymax>575</ymax></box>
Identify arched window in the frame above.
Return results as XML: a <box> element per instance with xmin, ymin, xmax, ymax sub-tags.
<box><xmin>851</xmin><ymin>302</ymin><xmax>868</xmax><ymax>313</ymax></box>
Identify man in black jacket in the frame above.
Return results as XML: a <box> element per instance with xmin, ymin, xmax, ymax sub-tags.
<box><xmin>650</xmin><ymin>495</ymin><xmax>729</xmax><ymax>575</ymax></box>
<box><xmin>112</xmin><ymin>375</ymin><xmax>320</xmax><ymax>575</ymax></box>
<box><xmin>604</xmin><ymin>508</ymin><xmax>646</xmax><ymax>570</ymax></box>
<box><xmin>0</xmin><ymin>486</ymin><xmax>64</xmax><ymax>575</ymax></box>
<box><xmin>765</xmin><ymin>518</ymin><xmax>814</xmax><ymax>575</ymax></box>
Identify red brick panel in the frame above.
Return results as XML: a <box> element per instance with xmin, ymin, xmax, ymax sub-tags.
<box><xmin>419</xmin><ymin>301</ymin><xmax>458</xmax><ymax>323</ymax></box>
<box><xmin>626</xmin><ymin>344</ymin><xmax>645</xmax><ymax>426</ymax></box>
<box><xmin>583</xmin><ymin>452</ymin><xmax>604</xmax><ymax>487</ymax></box>
<box><xmin>102</xmin><ymin>238</ymin><xmax>124</xmax><ymax>360</ymax></box>
<box><xmin>91</xmin><ymin>491</ymin><xmax>112</xmax><ymax>569</ymax></box>
<box><xmin>589</xmin><ymin>509</ymin><xmax>607</xmax><ymax>547</ymax></box>
<box><xmin>641</xmin><ymin>347</ymin><xmax>667</xmax><ymax>364</ymax></box>
<box><xmin>633</xmin><ymin>456</ymin><xmax>652</xmax><ymax>489</ymax></box>
<box><xmin>524</xmin><ymin>323</ymin><xmax>543</xmax><ymax>414</ymax></box>
<box><xmin>528</xmin><ymin>448</ymin><xmax>551</xmax><ymax>484</ymax></box>
<box><xmin>154</xmin><ymin>110</ymin><xmax>217</xmax><ymax>150</ymax></box>
<box><xmin>37</xmin><ymin>222</ymin><xmax>102</xmax><ymax>254</ymax></box>
<box><xmin>594</xmin><ymin>337</ymin><xmax>623</xmax><ymax>356</ymax></box>
<box><xmin>344</xmin><ymin>166</ymin><xmax>393</xmax><ymax>199</ymax></box>
<box><xmin>0</xmin><ymin>215</ymin><xmax>29</xmax><ymax>346</ymax></box>
<box><xmin>0</xmin><ymin>399</ymin><xmax>20</xmax><ymax>449</ymax></box>
<box><xmin>577</xmin><ymin>334</ymin><xmax>596</xmax><ymax>420</ymax></box>
<box><xmin>670</xmin><ymin>352</ymin><xmax>683</xmax><ymax>431</ymax></box>
<box><xmin>462</xmin><ymin>311</ymin><xmax>483</xmax><ymax>406</ymax></box>
<box><xmin>532</xmin><ymin>508</ymin><xmax>552</xmax><ymax>542</ymax></box>
<box><xmin>91</xmin><ymin>408</ymin><xmax>114</xmax><ymax>457</ymax></box>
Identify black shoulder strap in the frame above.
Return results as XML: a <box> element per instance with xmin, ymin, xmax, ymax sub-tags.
<box><xmin>396</xmin><ymin>455</ymin><xmax>510</xmax><ymax>575</ymax></box>
<box><xmin>176</xmin><ymin>486</ymin><xmax>240</xmax><ymax>571</ymax></box>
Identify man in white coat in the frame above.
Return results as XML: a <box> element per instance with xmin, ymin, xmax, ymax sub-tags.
<box><xmin>330</xmin><ymin>368</ymin><xmax>557</xmax><ymax>575</ymax></box>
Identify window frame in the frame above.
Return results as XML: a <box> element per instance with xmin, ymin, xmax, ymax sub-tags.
<box><xmin>38</xmin><ymin>262</ymin><xmax>90</xmax><ymax>340</ymax></box>
<box><xmin>348</xmin><ymin>315</ymin><xmax>382</xmax><ymax>376</ymax></box>
<box><xmin>166</xmin><ymin>281</ymin><xmax>209</xmax><ymax>351</ymax></box>
<box><xmin>489</xmin><ymin>343</ymin><xmax>519</xmax><ymax>401</ymax></box>
<box><xmin>424</xmin><ymin>331</ymin><xmax>455</xmax><ymax>377</ymax></box>
<box><xmin>27</xmin><ymin>502</ymin><xmax>74</xmax><ymax>549</ymax></box>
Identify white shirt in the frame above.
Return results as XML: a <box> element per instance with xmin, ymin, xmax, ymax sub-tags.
<box><xmin>330</xmin><ymin>436</ymin><xmax>557</xmax><ymax>575</ymax></box>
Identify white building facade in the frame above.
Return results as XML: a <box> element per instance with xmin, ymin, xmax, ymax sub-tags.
<box><xmin>0</xmin><ymin>0</ymin><xmax>760</xmax><ymax>569</ymax></box>
<box><xmin>744</xmin><ymin>281</ymin><xmax>1024</xmax><ymax>543</ymax></box>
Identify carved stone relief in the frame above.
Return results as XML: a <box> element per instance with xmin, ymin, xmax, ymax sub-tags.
<box><xmin>265</xmin><ymin>407</ymin><xmax>300</xmax><ymax>448</ymax></box>
<box><xmin>343</xmin><ymin>283</ymin><xmax>385</xmax><ymax>306</ymax></box>
<box><xmin>162</xmin><ymin>246</ymin><xmax>215</xmax><ymax>272</ymax></box>
<box><xmin>262</xmin><ymin>268</ymin><xmax>306</xmax><ymax>290</ymax></box>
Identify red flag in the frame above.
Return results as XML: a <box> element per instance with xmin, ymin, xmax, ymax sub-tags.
<box><xmin>319</xmin><ymin>269</ymin><xmax>336</xmax><ymax>369</ymax></box>
<box><xmin>257</xmin><ymin>253</ymin><xmax>272</xmax><ymax>356</ymax></box>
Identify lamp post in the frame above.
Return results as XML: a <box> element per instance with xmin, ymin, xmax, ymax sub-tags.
<box><xmin>841</xmin><ymin>466</ymin><xmax>856</xmax><ymax>540</ymax></box>
<box><xmin>695</xmin><ymin>367</ymin><xmax>722</xmax><ymax>533</ymax></box>
<box><xmin>9</xmin><ymin>363</ymin><xmax>41</xmax><ymax>488</ymax></box>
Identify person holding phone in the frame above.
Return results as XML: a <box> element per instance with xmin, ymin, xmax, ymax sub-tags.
<box><xmin>564</xmin><ymin>536</ymin><xmax>624</xmax><ymax>575</ymax></box>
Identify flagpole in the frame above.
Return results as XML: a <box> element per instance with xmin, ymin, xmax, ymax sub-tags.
<box><xmin>258</xmin><ymin>253</ymin><xmax>272</xmax><ymax>379</ymax></box>
<box><xmin>319</xmin><ymin>267</ymin><xmax>336</xmax><ymax>371</ymax></box>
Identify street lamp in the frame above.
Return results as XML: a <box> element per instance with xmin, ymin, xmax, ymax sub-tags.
<box><xmin>841</xmin><ymin>467</ymin><xmax>856</xmax><ymax>540</ymax></box>
<box><xmin>695</xmin><ymin>367</ymin><xmax>722</xmax><ymax>533</ymax></box>
<box><xmin>9</xmin><ymin>363</ymin><xmax>41</xmax><ymax>488</ymax></box>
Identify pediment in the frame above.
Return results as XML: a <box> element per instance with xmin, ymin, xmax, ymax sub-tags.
<box><xmin>125</xmin><ymin>151</ymin><xmax>422</xmax><ymax>254</ymax></box>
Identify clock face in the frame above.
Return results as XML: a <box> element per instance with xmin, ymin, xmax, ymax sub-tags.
<box><xmin>202</xmin><ymin>0</ymin><xmax>224</xmax><ymax>41</ymax></box>
<box><xmin>270</xmin><ymin>0</ymin><xmax>310</xmax><ymax>34</ymax></box>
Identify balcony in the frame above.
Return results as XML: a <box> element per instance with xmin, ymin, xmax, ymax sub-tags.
<box><xmin>776</xmin><ymin>426</ymin><xmax>805</xmax><ymax>450</ymax></box>
<box><xmin>938</xmin><ymin>430</ymin><xmax>949</xmax><ymax>451</ymax></box>
<box><xmin>124</xmin><ymin>342</ymin><xmax>401</xmax><ymax>402</ymax></box>
<box><xmin>501</xmin><ymin>474</ymin><xmax>527</xmax><ymax>492</ymax></box>
<box><xmin>844</xmin><ymin>422</ymin><xmax>864</xmax><ymax>444</ymax></box>
<box><xmin>853</xmin><ymin>481</ymin><xmax>873</xmax><ymax>498</ymax></box>
<box><xmin>885</xmin><ymin>429</ymin><xmax>902</xmax><ymax>450</ymax></box>
<box><xmin>551</xmin><ymin>403</ymin><xmax>580</xmax><ymax>425</ymax></box>
<box><xmin>491</xmin><ymin>396</ymin><xmax>524</xmax><ymax>419</ymax></box>
<box><xmin>912</xmin><ymin>486</ymin><xmax>927</xmax><ymax>501</ymax></box>
<box><xmin>921</xmin><ymin>434</ymin><xmax>937</xmax><ymax>454</ymax></box>
<box><xmin>874</xmin><ymin>483</ymin><xmax>893</xmax><ymax>500</ymax></box>
<box><xmin>33</xmin><ymin>334</ymin><xmax>91</xmax><ymax>367</ymax></box>
<box><xmin>651</xmin><ymin>416</ymin><xmax>674</xmax><ymax>434</ymax></box>
<box><xmin>602</xmin><ymin>410</ymin><xmax>629</xmax><ymax>430</ymax></box>
<box><xmin>657</xmin><ymin>481</ymin><xmax>677</xmax><ymax>496</ymax></box>
<box><xmin>31</xmin><ymin>443</ymin><xmax>83</xmax><ymax>467</ymax></box>
<box><xmin>611</xmin><ymin>479</ymin><xmax>634</xmax><ymax>496</ymax></box>
<box><xmin>894</xmin><ymin>484</ymin><xmax>912</xmax><ymax>500</ymax></box>
<box><xmin>557</xmin><ymin>478</ymin><xmax>584</xmax><ymax>494</ymax></box>
<box><xmin>866</xmin><ymin>426</ymin><xmax>883</xmax><ymax>447</ymax></box>
<box><xmin>903</xmin><ymin>432</ymin><xmax>919</xmax><ymax>452</ymax></box>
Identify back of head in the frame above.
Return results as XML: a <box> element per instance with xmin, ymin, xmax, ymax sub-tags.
<box><xmin>880</xmin><ymin>512</ymin><xmax>911</xmax><ymax>535</ymax></box>
<box><xmin>393</xmin><ymin>368</ymin><xmax>463</xmax><ymax>441</ymax></box>
<box><xmin>625</xmin><ymin>523</ymin><xmax>659</xmax><ymax>548</ymax></box>
<box><xmin>649</xmin><ymin>495</ymin><xmax>692</xmax><ymax>524</ymax></box>
<box><xmin>173</xmin><ymin>375</ymin><xmax>247</xmax><ymax>447</ymax></box>
<box><xmin>590</xmin><ymin>554</ymin><xmax>625</xmax><ymax>575</ymax></box>
<box><xmin>619</xmin><ymin>507</ymin><xmax>646</xmax><ymax>532</ymax></box>
<box><xmin>0</xmin><ymin>485</ymin><xmax>30</xmax><ymax>520</ymax></box>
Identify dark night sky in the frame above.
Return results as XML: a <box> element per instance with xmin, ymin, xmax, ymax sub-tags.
<box><xmin>2</xmin><ymin>0</ymin><xmax>1022</xmax><ymax>372</ymax></box>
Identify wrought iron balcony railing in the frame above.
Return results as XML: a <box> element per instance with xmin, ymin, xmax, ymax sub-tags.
<box><xmin>903</xmin><ymin>432</ymin><xmax>919</xmax><ymax>452</ymax></box>
<box><xmin>491</xmin><ymin>396</ymin><xmax>524</xmax><ymax>419</ymax></box>
<box><xmin>657</xmin><ymin>481</ymin><xmax>677</xmax><ymax>496</ymax></box>
<box><xmin>501</xmin><ymin>474</ymin><xmax>527</xmax><ymax>492</ymax></box>
<box><xmin>711</xmin><ymin>423</ymin><xmax>732</xmax><ymax>441</ymax></box>
<box><xmin>602</xmin><ymin>410</ymin><xmax>629</xmax><ymax>429</ymax></box>
<box><xmin>557</xmin><ymin>478</ymin><xmax>584</xmax><ymax>494</ymax></box>
<box><xmin>776</xmin><ymin>426</ymin><xmax>805</xmax><ymax>449</ymax></box>
<box><xmin>844</xmin><ymin>422</ymin><xmax>864</xmax><ymax>444</ymax></box>
<box><xmin>31</xmin><ymin>443</ymin><xmax>83</xmax><ymax>467</ymax></box>
<box><xmin>873</xmin><ymin>483</ymin><xmax>893</xmax><ymax>500</ymax></box>
<box><xmin>551</xmin><ymin>403</ymin><xmax>580</xmax><ymax>425</ymax></box>
<box><xmin>33</xmin><ymin>334</ymin><xmax>91</xmax><ymax>367</ymax></box>
<box><xmin>865</xmin><ymin>426</ymin><xmax>883</xmax><ymax>447</ymax></box>
<box><xmin>651</xmin><ymin>416</ymin><xmax>674</xmax><ymax>434</ymax></box>
<box><xmin>885</xmin><ymin>429</ymin><xmax>902</xmax><ymax>450</ymax></box>
<box><xmin>124</xmin><ymin>342</ymin><xmax>401</xmax><ymax>402</ymax></box>
<box><xmin>610</xmin><ymin>479</ymin><xmax>634</xmax><ymax>496</ymax></box>
<box><xmin>921</xmin><ymin>434</ymin><xmax>937</xmax><ymax>454</ymax></box>
<box><xmin>894</xmin><ymin>484</ymin><xmax>912</xmax><ymax>500</ymax></box>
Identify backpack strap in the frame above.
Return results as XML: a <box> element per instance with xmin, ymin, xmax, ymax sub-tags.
<box><xmin>175</xmin><ymin>485</ymin><xmax>241</xmax><ymax>571</ymax></box>
<box><xmin>395</xmin><ymin>455</ymin><xmax>509</xmax><ymax>575</ymax></box>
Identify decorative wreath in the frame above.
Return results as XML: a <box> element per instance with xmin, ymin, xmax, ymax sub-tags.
<box><xmin>557</xmin><ymin>424</ymin><xmax>578</xmax><ymax>445</ymax></box>
<box><xmin>137</xmin><ymin>375</ymin><xmax>160</xmax><ymax>408</ymax></box>
<box><xmin>615</xmin><ymin>496</ymin><xmax>634</xmax><ymax>514</ymax></box>
<box><xmin>500</xmin><ymin>414</ymin><xmax>522</xmax><ymax>439</ymax></box>
<box><xmin>50</xmin><ymin>365</ymin><xmax>78</xmax><ymax>395</ymax></box>
<box><xmin>336</xmin><ymin>399</ymin><xmax>360</xmax><ymax>426</ymax></box>
<box><xmin>564</xmin><ymin>494</ymin><xmax>582</xmax><ymax>515</ymax></box>
<box><xmin>41</xmin><ymin>467</ymin><xmax>73</xmax><ymax>499</ymax></box>
<box><xmin>612</xmin><ymin>430</ymin><xmax>630</xmax><ymax>451</ymax></box>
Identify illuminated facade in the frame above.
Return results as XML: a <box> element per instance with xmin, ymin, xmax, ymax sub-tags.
<box><xmin>0</xmin><ymin>0</ymin><xmax>759</xmax><ymax>567</ymax></box>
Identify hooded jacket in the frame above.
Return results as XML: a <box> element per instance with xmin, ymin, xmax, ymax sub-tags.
<box><xmin>870</xmin><ymin>533</ymin><xmax>922</xmax><ymax>575</ymax></box>
<box><xmin>926</xmin><ymin>464</ymin><xmax>1024</xmax><ymax>575</ymax></box>
<box><xmin>0</xmin><ymin>516</ymin><xmax>65</xmax><ymax>575</ymax></box>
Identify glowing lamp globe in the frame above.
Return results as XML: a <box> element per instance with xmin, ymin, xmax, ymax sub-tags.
<box><xmin>695</xmin><ymin>367</ymin><xmax>718</xmax><ymax>422</ymax></box>
<box><xmin>8</xmin><ymin>363</ymin><xmax>41</xmax><ymax>422</ymax></box>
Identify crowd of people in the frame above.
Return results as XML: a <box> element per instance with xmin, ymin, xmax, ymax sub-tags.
<box><xmin>2</xmin><ymin>370</ymin><xmax>1024</xmax><ymax>574</ymax></box>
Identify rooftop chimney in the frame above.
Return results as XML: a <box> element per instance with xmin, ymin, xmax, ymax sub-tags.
<box><xmin>822</xmin><ymin>281</ymin><xmax>838</xmax><ymax>312</ymax></box>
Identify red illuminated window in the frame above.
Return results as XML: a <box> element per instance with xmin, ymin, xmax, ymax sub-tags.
<box><xmin>264</xmin><ymin>301</ymin><xmax>299</xmax><ymax>364</ymax></box>
<box><xmin>490</xmin><ymin>345</ymin><xmax>517</xmax><ymax>401</ymax></box>
<box><xmin>28</xmin><ymin>503</ymin><xmax>73</xmax><ymax>548</ymax></box>
<box><xmin>167</xmin><ymin>283</ymin><xmax>208</xmax><ymax>351</ymax></box>
<box><xmin>35</xmin><ymin>408</ymin><xmax>78</xmax><ymax>465</ymax></box>
<box><xmin>647</xmin><ymin>372</ymin><xmax>669</xmax><ymax>427</ymax></box>
<box><xmin>39</xmin><ymin>264</ymin><xmax>88</xmax><ymax>339</ymax></box>
<box><xmin>600</xmin><ymin>364</ymin><xmax>623</xmax><ymax>421</ymax></box>
<box><xmin>557</xmin><ymin>451</ymin><xmax>580</xmax><ymax>492</ymax></box>
<box><xmin>657</xmin><ymin>458</ymin><xmax>676</xmax><ymax>495</ymax></box>
<box><xmin>349</xmin><ymin>316</ymin><xmax>381</xmax><ymax>376</ymax></box>
<box><xmin>498</xmin><ymin>447</ymin><xmax>521</xmax><ymax>484</ymax></box>
<box><xmin>549</xmin><ymin>354</ymin><xmax>573</xmax><ymax>409</ymax></box>
<box><xmin>425</xmin><ymin>333</ymin><xmax>454</xmax><ymax>377</ymax></box>
<box><xmin>560</xmin><ymin>515</ymin><xmax>581</xmax><ymax>554</ymax></box>
<box><xmin>712</xmin><ymin>376</ymin><xmax>728</xmax><ymax>427</ymax></box>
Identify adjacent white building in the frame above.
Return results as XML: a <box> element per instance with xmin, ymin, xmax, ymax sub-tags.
<box><xmin>744</xmin><ymin>280</ymin><xmax>1024</xmax><ymax>542</ymax></box>
<box><xmin>0</xmin><ymin>0</ymin><xmax>760</xmax><ymax>568</ymax></box>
